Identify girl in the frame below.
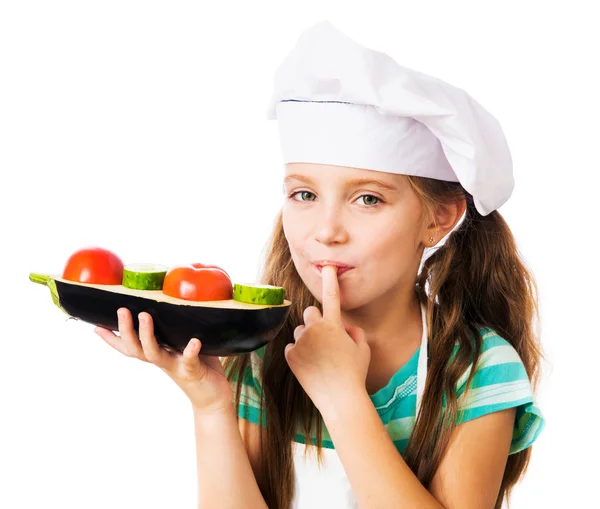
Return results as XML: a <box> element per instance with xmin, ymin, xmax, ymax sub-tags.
<box><xmin>95</xmin><ymin>20</ymin><xmax>545</xmax><ymax>509</ymax></box>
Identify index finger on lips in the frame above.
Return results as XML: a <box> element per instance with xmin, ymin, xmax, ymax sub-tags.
<box><xmin>321</xmin><ymin>265</ymin><xmax>342</xmax><ymax>324</ymax></box>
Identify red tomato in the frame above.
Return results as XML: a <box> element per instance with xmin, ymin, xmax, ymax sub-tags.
<box><xmin>191</xmin><ymin>262</ymin><xmax>230</xmax><ymax>279</ymax></box>
<box><xmin>62</xmin><ymin>247</ymin><xmax>124</xmax><ymax>285</ymax></box>
<box><xmin>163</xmin><ymin>264</ymin><xmax>233</xmax><ymax>301</ymax></box>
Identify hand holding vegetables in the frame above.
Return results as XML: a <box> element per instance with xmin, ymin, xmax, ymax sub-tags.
<box><xmin>94</xmin><ymin>308</ymin><xmax>233</xmax><ymax>414</ymax></box>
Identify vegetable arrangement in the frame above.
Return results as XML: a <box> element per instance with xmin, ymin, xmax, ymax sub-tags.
<box><xmin>30</xmin><ymin>247</ymin><xmax>290</xmax><ymax>356</ymax></box>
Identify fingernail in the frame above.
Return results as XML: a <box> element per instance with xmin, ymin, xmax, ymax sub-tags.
<box><xmin>117</xmin><ymin>309</ymin><xmax>125</xmax><ymax>319</ymax></box>
<box><xmin>139</xmin><ymin>314</ymin><xmax>146</xmax><ymax>326</ymax></box>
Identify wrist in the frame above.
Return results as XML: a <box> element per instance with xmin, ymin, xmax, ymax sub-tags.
<box><xmin>192</xmin><ymin>401</ymin><xmax>236</xmax><ymax>423</ymax></box>
<box><xmin>318</xmin><ymin>384</ymin><xmax>370</xmax><ymax>422</ymax></box>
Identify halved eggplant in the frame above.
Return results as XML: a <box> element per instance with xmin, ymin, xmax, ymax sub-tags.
<box><xmin>30</xmin><ymin>273</ymin><xmax>291</xmax><ymax>356</ymax></box>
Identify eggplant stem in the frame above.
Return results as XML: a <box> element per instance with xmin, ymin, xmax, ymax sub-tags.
<box><xmin>29</xmin><ymin>272</ymin><xmax>67</xmax><ymax>314</ymax></box>
<box><xmin>29</xmin><ymin>273</ymin><xmax>50</xmax><ymax>286</ymax></box>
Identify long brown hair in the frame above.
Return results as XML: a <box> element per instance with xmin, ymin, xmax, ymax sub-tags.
<box><xmin>224</xmin><ymin>175</ymin><xmax>544</xmax><ymax>509</ymax></box>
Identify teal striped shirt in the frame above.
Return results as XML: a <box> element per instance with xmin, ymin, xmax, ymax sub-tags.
<box><xmin>230</xmin><ymin>327</ymin><xmax>545</xmax><ymax>456</ymax></box>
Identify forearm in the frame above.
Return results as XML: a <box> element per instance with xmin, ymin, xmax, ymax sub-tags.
<box><xmin>193</xmin><ymin>404</ymin><xmax>267</xmax><ymax>509</ymax></box>
<box><xmin>321</xmin><ymin>390</ymin><xmax>444</xmax><ymax>509</ymax></box>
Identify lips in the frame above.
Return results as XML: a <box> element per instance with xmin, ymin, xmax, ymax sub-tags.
<box><xmin>312</xmin><ymin>261</ymin><xmax>354</xmax><ymax>276</ymax></box>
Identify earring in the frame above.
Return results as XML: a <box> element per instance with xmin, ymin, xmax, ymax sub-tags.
<box><xmin>429</xmin><ymin>236</ymin><xmax>435</xmax><ymax>244</ymax></box>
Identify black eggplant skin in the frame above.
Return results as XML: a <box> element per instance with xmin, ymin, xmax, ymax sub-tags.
<box><xmin>55</xmin><ymin>280</ymin><xmax>291</xmax><ymax>356</ymax></box>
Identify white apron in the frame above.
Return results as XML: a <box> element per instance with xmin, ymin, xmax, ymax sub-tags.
<box><xmin>290</xmin><ymin>302</ymin><xmax>428</xmax><ymax>509</ymax></box>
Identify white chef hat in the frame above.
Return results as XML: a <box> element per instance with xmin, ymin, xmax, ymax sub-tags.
<box><xmin>266</xmin><ymin>20</ymin><xmax>514</xmax><ymax>216</ymax></box>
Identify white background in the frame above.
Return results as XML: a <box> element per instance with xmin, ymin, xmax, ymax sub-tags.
<box><xmin>1</xmin><ymin>1</ymin><xmax>598</xmax><ymax>507</ymax></box>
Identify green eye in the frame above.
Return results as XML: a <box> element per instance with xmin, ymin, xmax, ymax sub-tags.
<box><xmin>293</xmin><ymin>191</ymin><xmax>316</xmax><ymax>201</ymax></box>
<box><xmin>358</xmin><ymin>195</ymin><xmax>380</xmax><ymax>206</ymax></box>
<box><xmin>290</xmin><ymin>192</ymin><xmax>381</xmax><ymax>206</ymax></box>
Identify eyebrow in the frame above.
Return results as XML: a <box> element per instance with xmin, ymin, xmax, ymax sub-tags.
<box><xmin>283</xmin><ymin>174</ymin><xmax>400</xmax><ymax>192</ymax></box>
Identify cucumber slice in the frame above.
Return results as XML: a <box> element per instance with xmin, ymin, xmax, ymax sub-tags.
<box><xmin>233</xmin><ymin>283</ymin><xmax>285</xmax><ymax>305</ymax></box>
<box><xmin>122</xmin><ymin>263</ymin><xmax>169</xmax><ymax>290</ymax></box>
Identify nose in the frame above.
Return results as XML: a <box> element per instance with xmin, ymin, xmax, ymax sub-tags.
<box><xmin>314</xmin><ymin>207</ymin><xmax>349</xmax><ymax>245</ymax></box>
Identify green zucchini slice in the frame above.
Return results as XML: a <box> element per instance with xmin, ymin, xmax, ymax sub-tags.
<box><xmin>122</xmin><ymin>263</ymin><xmax>168</xmax><ymax>290</ymax></box>
<box><xmin>233</xmin><ymin>283</ymin><xmax>285</xmax><ymax>305</ymax></box>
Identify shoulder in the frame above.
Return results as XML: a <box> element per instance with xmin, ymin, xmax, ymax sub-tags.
<box><xmin>453</xmin><ymin>328</ymin><xmax>545</xmax><ymax>454</ymax></box>
<box><xmin>454</xmin><ymin>328</ymin><xmax>527</xmax><ymax>393</ymax></box>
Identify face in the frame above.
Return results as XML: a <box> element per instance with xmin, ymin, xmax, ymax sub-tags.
<box><xmin>282</xmin><ymin>162</ymin><xmax>428</xmax><ymax>312</ymax></box>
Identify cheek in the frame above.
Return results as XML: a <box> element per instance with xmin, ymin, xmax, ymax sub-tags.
<box><xmin>361</xmin><ymin>221</ymin><xmax>403</xmax><ymax>257</ymax></box>
<box><xmin>357</xmin><ymin>223</ymin><xmax>415</xmax><ymax>284</ymax></box>
<box><xmin>282</xmin><ymin>208</ymin><xmax>310</xmax><ymax>263</ymax></box>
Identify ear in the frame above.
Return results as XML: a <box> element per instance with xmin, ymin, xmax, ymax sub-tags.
<box><xmin>425</xmin><ymin>197</ymin><xmax>467</xmax><ymax>245</ymax></box>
